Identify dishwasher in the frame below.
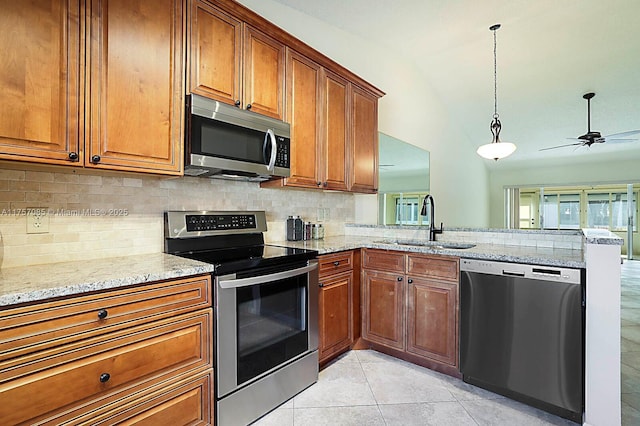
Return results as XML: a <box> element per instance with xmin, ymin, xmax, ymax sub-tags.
<box><xmin>459</xmin><ymin>258</ymin><xmax>584</xmax><ymax>423</ymax></box>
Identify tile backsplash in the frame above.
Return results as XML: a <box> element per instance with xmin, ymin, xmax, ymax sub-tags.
<box><xmin>0</xmin><ymin>165</ymin><xmax>355</xmax><ymax>268</ymax></box>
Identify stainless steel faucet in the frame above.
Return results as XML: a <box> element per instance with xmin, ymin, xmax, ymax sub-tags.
<box><xmin>421</xmin><ymin>195</ymin><xmax>443</xmax><ymax>241</ymax></box>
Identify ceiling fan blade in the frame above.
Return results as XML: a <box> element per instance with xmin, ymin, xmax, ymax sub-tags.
<box><xmin>604</xmin><ymin>138</ymin><xmax>638</xmax><ymax>144</ymax></box>
<box><xmin>603</xmin><ymin>130</ymin><xmax>640</xmax><ymax>138</ymax></box>
<box><xmin>539</xmin><ymin>142</ymin><xmax>585</xmax><ymax>151</ymax></box>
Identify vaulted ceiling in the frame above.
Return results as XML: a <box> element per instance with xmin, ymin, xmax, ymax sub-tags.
<box><xmin>269</xmin><ymin>0</ymin><xmax>640</xmax><ymax>170</ymax></box>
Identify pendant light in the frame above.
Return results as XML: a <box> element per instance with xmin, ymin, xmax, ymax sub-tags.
<box><xmin>477</xmin><ymin>24</ymin><xmax>517</xmax><ymax>161</ymax></box>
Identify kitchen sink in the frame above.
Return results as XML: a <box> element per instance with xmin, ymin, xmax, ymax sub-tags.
<box><xmin>374</xmin><ymin>240</ymin><xmax>476</xmax><ymax>250</ymax></box>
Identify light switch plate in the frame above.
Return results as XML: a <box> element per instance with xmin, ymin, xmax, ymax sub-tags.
<box><xmin>26</xmin><ymin>208</ymin><xmax>49</xmax><ymax>234</ymax></box>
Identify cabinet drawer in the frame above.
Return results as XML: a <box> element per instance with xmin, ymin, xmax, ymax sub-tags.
<box><xmin>319</xmin><ymin>251</ymin><xmax>354</xmax><ymax>277</ymax></box>
<box><xmin>362</xmin><ymin>249</ymin><xmax>404</xmax><ymax>273</ymax></box>
<box><xmin>66</xmin><ymin>369</ymin><xmax>214</xmax><ymax>426</ymax></box>
<box><xmin>407</xmin><ymin>254</ymin><xmax>459</xmax><ymax>282</ymax></box>
<box><xmin>0</xmin><ymin>275</ymin><xmax>211</xmax><ymax>362</ymax></box>
<box><xmin>0</xmin><ymin>310</ymin><xmax>212</xmax><ymax>426</ymax></box>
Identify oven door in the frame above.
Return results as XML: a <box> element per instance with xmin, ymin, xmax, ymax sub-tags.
<box><xmin>215</xmin><ymin>260</ymin><xmax>318</xmax><ymax>398</ymax></box>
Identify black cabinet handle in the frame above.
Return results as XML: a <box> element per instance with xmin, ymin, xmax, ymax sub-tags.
<box><xmin>99</xmin><ymin>373</ymin><xmax>111</xmax><ymax>383</ymax></box>
<box><xmin>234</xmin><ymin>100</ymin><xmax>241</xmax><ymax>107</ymax></box>
<box><xmin>408</xmin><ymin>278</ymin><xmax>413</xmax><ymax>284</ymax></box>
<box><xmin>397</xmin><ymin>277</ymin><xmax>403</xmax><ymax>282</ymax></box>
<box><xmin>319</xmin><ymin>282</ymin><xmax>324</xmax><ymax>288</ymax></box>
<box><xmin>97</xmin><ymin>309</ymin><xmax>108</xmax><ymax>320</ymax></box>
<box><xmin>91</xmin><ymin>155</ymin><xmax>101</xmax><ymax>164</ymax></box>
<box><xmin>333</xmin><ymin>261</ymin><xmax>340</xmax><ymax>266</ymax></box>
<box><xmin>317</xmin><ymin>182</ymin><xmax>322</xmax><ymax>186</ymax></box>
<box><xmin>323</xmin><ymin>182</ymin><xmax>328</xmax><ymax>187</ymax></box>
<box><xmin>68</xmin><ymin>152</ymin><xmax>79</xmax><ymax>161</ymax></box>
<box><xmin>246</xmin><ymin>103</ymin><xmax>252</xmax><ymax>110</ymax></box>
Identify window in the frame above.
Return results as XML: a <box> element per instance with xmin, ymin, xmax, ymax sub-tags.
<box><xmin>395</xmin><ymin>196</ymin><xmax>420</xmax><ymax>225</ymax></box>
<box><xmin>587</xmin><ymin>193</ymin><xmax>610</xmax><ymax>229</ymax></box>
<box><xmin>541</xmin><ymin>193</ymin><xmax>580</xmax><ymax>230</ymax></box>
<box><xmin>611</xmin><ymin>192</ymin><xmax>637</xmax><ymax>231</ymax></box>
<box><xmin>511</xmin><ymin>184</ymin><xmax>639</xmax><ymax>233</ymax></box>
<box><xmin>559</xmin><ymin>194</ymin><xmax>581</xmax><ymax>229</ymax></box>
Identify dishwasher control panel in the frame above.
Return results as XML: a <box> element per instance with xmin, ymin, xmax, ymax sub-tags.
<box><xmin>460</xmin><ymin>258</ymin><xmax>582</xmax><ymax>284</ymax></box>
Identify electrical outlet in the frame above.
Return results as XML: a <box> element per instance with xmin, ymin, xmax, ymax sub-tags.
<box><xmin>26</xmin><ymin>208</ymin><xmax>49</xmax><ymax>234</ymax></box>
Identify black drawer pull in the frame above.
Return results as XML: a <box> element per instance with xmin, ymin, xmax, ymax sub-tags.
<box><xmin>333</xmin><ymin>261</ymin><xmax>340</xmax><ymax>266</ymax></box>
<box><xmin>99</xmin><ymin>373</ymin><xmax>111</xmax><ymax>383</ymax></box>
<box><xmin>397</xmin><ymin>277</ymin><xmax>403</xmax><ymax>282</ymax></box>
<box><xmin>97</xmin><ymin>309</ymin><xmax>108</xmax><ymax>320</ymax></box>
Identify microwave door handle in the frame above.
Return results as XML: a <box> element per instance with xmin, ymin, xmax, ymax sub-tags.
<box><xmin>264</xmin><ymin>128</ymin><xmax>277</xmax><ymax>172</ymax></box>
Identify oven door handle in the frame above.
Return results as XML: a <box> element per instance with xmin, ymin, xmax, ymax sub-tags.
<box><xmin>218</xmin><ymin>262</ymin><xmax>318</xmax><ymax>289</ymax></box>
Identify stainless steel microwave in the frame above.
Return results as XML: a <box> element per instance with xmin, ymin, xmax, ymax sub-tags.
<box><xmin>185</xmin><ymin>94</ymin><xmax>291</xmax><ymax>181</ymax></box>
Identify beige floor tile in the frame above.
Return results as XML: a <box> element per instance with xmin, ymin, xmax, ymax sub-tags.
<box><xmin>378</xmin><ymin>401</ymin><xmax>477</xmax><ymax>426</ymax></box>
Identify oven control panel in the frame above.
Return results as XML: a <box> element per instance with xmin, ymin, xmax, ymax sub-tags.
<box><xmin>165</xmin><ymin>210</ymin><xmax>267</xmax><ymax>238</ymax></box>
<box><xmin>185</xmin><ymin>214</ymin><xmax>256</xmax><ymax>232</ymax></box>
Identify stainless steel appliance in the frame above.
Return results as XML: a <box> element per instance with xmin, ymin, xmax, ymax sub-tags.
<box><xmin>460</xmin><ymin>258</ymin><xmax>584</xmax><ymax>423</ymax></box>
<box><xmin>164</xmin><ymin>211</ymin><xmax>318</xmax><ymax>425</ymax></box>
<box><xmin>185</xmin><ymin>94</ymin><xmax>291</xmax><ymax>181</ymax></box>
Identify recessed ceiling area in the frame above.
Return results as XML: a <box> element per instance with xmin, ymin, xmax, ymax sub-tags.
<box><xmin>269</xmin><ymin>0</ymin><xmax>640</xmax><ymax>169</ymax></box>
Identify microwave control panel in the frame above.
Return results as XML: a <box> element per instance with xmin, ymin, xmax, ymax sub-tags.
<box><xmin>275</xmin><ymin>137</ymin><xmax>290</xmax><ymax>168</ymax></box>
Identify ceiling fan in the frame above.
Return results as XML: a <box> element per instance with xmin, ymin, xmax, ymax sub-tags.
<box><xmin>540</xmin><ymin>92</ymin><xmax>640</xmax><ymax>151</ymax></box>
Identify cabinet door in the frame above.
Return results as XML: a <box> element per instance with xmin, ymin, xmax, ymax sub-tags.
<box><xmin>243</xmin><ymin>25</ymin><xmax>285</xmax><ymax>119</ymax></box>
<box><xmin>406</xmin><ymin>277</ymin><xmax>458</xmax><ymax>366</ymax></box>
<box><xmin>87</xmin><ymin>0</ymin><xmax>184</xmax><ymax>174</ymax></box>
<box><xmin>0</xmin><ymin>0</ymin><xmax>82</xmax><ymax>165</ymax></box>
<box><xmin>350</xmin><ymin>86</ymin><xmax>378</xmax><ymax>193</ymax></box>
<box><xmin>188</xmin><ymin>0</ymin><xmax>241</xmax><ymax>105</ymax></box>
<box><xmin>283</xmin><ymin>49</ymin><xmax>322</xmax><ymax>188</ymax></box>
<box><xmin>362</xmin><ymin>269</ymin><xmax>404</xmax><ymax>350</ymax></box>
<box><xmin>319</xmin><ymin>272</ymin><xmax>353</xmax><ymax>362</ymax></box>
<box><xmin>323</xmin><ymin>70</ymin><xmax>350</xmax><ymax>191</ymax></box>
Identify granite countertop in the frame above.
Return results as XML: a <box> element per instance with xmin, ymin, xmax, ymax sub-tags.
<box><xmin>0</xmin><ymin>232</ymin><xmax>591</xmax><ymax>308</ymax></box>
<box><xmin>0</xmin><ymin>253</ymin><xmax>214</xmax><ymax>307</ymax></box>
<box><xmin>272</xmin><ymin>235</ymin><xmax>586</xmax><ymax>269</ymax></box>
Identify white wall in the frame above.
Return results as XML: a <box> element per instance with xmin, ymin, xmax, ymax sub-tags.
<box><xmin>237</xmin><ymin>0</ymin><xmax>491</xmax><ymax>228</ymax></box>
<box><xmin>488</xmin><ymin>157</ymin><xmax>640</xmax><ymax>228</ymax></box>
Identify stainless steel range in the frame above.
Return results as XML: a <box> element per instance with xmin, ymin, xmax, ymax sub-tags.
<box><xmin>164</xmin><ymin>211</ymin><xmax>319</xmax><ymax>426</ymax></box>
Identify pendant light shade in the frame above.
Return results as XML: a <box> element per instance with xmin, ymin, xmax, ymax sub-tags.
<box><xmin>477</xmin><ymin>24</ymin><xmax>516</xmax><ymax>161</ymax></box>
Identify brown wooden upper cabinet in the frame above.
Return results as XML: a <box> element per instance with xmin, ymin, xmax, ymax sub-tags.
<box><xmin>0</xmin><ymin>0</ymin><xmax>184</xmax><ymax>175</ymax></box>
<box><xmin>262</xmin><ymin>54</ymin><xmax>380</xmax><ymax>193</ymax></box>
<box><xmin>0</xmin><ymin>0</ymin><xmax>82</xmax><ymax>166</ymax></box>
<box><xmin>87</xmin><ymin>0</ymin><xmax>184</xmax><ymax>174</ymax></box>
<box><xmin>188</xmin><ymin>0</ymin><xmax>285</xmax><ymax>120</ymax></box>
<box><xmin>351</xmin><ymin>86</ymin><xmax>379</xmax><ymax>193</ymax></box>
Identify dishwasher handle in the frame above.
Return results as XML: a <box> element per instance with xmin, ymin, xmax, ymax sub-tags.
<box><xmin>502</xmin><ymin>270</ymin><xmax>525</xmax><ymax>277</ymax></box>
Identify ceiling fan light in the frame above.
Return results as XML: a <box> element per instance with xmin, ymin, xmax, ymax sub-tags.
<box><xmin>477</xmin><ymin>141</ymin><xmax>517</xmax><ymax>160</ymax></box>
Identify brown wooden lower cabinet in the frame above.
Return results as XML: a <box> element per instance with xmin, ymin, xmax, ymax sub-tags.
<box><xmin>361</xmin><ymin>269</ymin><xmax>404</xmax><ymax>350</ymax></box>
<box><xmin>406</xmin><ymin>277</ymin><xmax>458</xmax><ymax>365</ymax></box>
<box><xmin>361</xmin><ymin>249</ymin><xmax>460</xmax><ymax>376</ymax></box>
<box><xmin>0</xmin><ymin>275</ymin><xmax>214</xmax><ymax>425</ymax></box>
<box><xmin>318</xmin><ymin>251</ymin><xmax>358</xmax><ymax>364</ymax></box>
